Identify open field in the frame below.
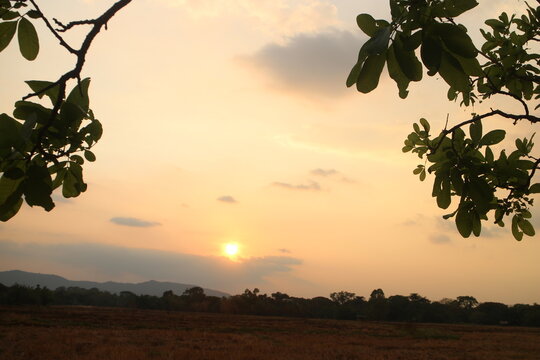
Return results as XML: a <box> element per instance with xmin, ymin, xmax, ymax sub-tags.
<box><xmin>1</xmin><ymin>306</ymin><xmax>539</xmax><ymax>359</ymax></box>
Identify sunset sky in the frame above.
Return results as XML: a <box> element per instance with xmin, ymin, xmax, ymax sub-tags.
<box><xmin>1</xmin><ymin>0</ymin><xmax>538</xmax><ymax>304</ymax></box>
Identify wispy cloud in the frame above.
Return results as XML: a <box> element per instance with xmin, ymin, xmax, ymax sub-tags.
<box><xmin>0</xmin><ymin>241</ymin><xmax>303</xmax><ymax>291</ymax></box>
<box><xmin>240</xmin><ymin>30</ymin><xmax>362</xmax><ymax>97</ymax></box>
<box><xmin>278</xmin><ymin>248</ymin><xmax>291</xmax><ymax>254</ymax></box>
<box><xmin>273</xmin><ymin>181</ymin><xmax>321</xmax><ymax>191</ymax></box>
<box><xmin>430</xmin><ymin>234</ymin><xmax>452</xmax><ymax>245</ymax></box>
<box><xmin>110</xmin><ymin>217</ymin><xmax>161</xmax><ymax>228</ymax></box>
<box><xmin>310</xmin><ymin>168</ymin><xmax>338</xmax><ymax>177</ymax></box>
<box><xmin>217</xmin><ymin>195</ymin><xmax>238</xmax><ymax>204</ymax></box>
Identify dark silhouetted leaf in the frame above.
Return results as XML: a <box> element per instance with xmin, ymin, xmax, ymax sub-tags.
<box><xmin>17</xmin><ymin>17</ymin><xmax>39</xmax><ymax>60</ymax></box>
<box><xmin>0</xmin><ymin>21</ymin><xmax>17</xmax><ymax>52</ymax></box>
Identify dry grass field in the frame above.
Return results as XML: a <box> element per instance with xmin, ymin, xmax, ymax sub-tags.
<box><xmin>1</xmin><ymin>306</ymin><xmax>539</xmax><ymax>359</ymax></box>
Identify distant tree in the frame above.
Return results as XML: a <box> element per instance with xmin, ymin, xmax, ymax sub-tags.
<box><xmin>369</xmin><ymin>289</ymin><xmax>386</xmax><ymax>301</ymax></box>
<box><xmin>0</xmin><ymin>0</ymin><xmax>131</xmax><ymax>221</ymax></box>
<box><xmin>456</xmin><ymin>295</ymin><xmax>479</xmax><ymax>309</ymax></box>
<box><xmin>348</xmin><ymin>0</ymin><xmax>539</xmax><ymax>240</ymax></box>
<box><xmin>330</xmin><ymin>291</ymin><xmax>356</xmax><ymax>305</ymax></box>
<box><xmin>182</xmin><ymin>286</ymin><xmax>206</xmax><ymax>302</ymax></box>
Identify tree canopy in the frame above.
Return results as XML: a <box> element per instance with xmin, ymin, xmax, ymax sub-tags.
<box><xmin>348</xmin><ymin>0</ymin><xmax>540</xmax><ymax>240</ymax></box>
<box><xmin>0</xmin><ymin>0</ymin><xmax>130</xmax><ymax>221</ymax></box>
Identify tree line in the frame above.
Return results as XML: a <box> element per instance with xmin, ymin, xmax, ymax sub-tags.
<box><xmin>1</xmin><ymin>283</ymin><xmax>539</xmax><ymax>327</ymax></box>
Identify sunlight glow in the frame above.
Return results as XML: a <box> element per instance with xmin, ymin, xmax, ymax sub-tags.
<box><xmin>224</xmin><ymin>243</ymin><xmax>239</xmax><ymax>258</ymax></box>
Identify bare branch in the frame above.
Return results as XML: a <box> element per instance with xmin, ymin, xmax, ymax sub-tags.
<box><xmin>27</xmin><ymin>0</ymin><xmax>77</xmax><ymax>54</ymax></box>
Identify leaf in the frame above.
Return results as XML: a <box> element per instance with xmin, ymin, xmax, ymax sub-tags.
<box><xmin>469</xmin><ymin>120</ymin><xmax>482</xmax><ymax>143</ymax></box>
<box><xmin>0</xmin><ymin>21</ymin><xmax>17</xmax><ymax>53</ymax></box>
<box><xmin>479</xmin><ymin>130</ymin><xmax>505</xmax><ymax>146</ymax></box>
<box><xmin>421</xmin><ymin>33</ymin><xmax>442</xmax><ymax>75</ymax></box>
<box><xmin>356</xmin><ymin>14</ymin><xmax>377</xmax><ymax>37</ymax></box>
<box><xmin>356</xmin><ymin>53</ymin><xmax>386</xmax><ymax>93</ymax></box>
<box><xmin>456</xmin><ymin>208</ymin><xmax>473</xmax><ymax>238</ymax></box>
<box><xmin>437</xmin><ymin>179</ymin><xmax>451</xmax><ymax>209</ymax></box>
<box><xmin>393</xmin><ymin>36</ymin><xmax>423</xmax><ymax>82</ymax></box>
<box><xmin>435</xmin><ymin>23</ymin><xmax>477</xmax><ymax>58</ymax></box>
<box><xmin>511</xmin><ymin>215</ymin><xmax>523</xmax><ymax>241</ymax></box>
<box><xmin>60</xmin><ymin>78</ymin><xmax>91</xmax><ymax>128</ymax></box>
<box><xmin>84</xmin><ymin>150</ymin><xmax>96</xmax><ymax>162</ymax></box>
<box><xmin>25</xmin><ymin>80</ymin><xmax>60</xmax><ymax>105</ymax></box>
<box><xmin>17</xmin><ymin>17</ymin><xmax>39</xmax><ymax>60</ymax></box>
<box><xmin>0</xmin><ymin>113</ymin><xmax>23</xmax><ymax>150</ymax></box>
<box><xmin>529</xmin><ymin>183</ymin><xmax>540</xmax><ymax>194</ymax></box>
<box><xmin>472</xmin><ymin>211</ymin><xmax>481</xmax><ymax>237</ymax></box>
<box><xmin>62</xmin><ymin>163</ymin><xmax>87</xmax><ymax>198</ymax></box>
<box><xmin>438</xmin><ymin>51</ymin><xmax>470</xmax><ymax>92</ymax></box>
<box><xmin>346</xmin><ymin>62</ymin><xmax>362</xmax><ymax>88</ymax></box>
<box><xmin>420</xmin><ymin>118</ymin><xmax>430</xmax><ymax>132</ymax></box>
<box><xmin>0</xmin><ymin>176</ymin><xmax>23</xmax><ymax>222</ymax></box>
<box><xmin>362</xmin><ymin>26</ymin><xmax>391</xmax><ymax>56</ymax></box>
<box><xmin>386</xmin><ymin>44</ymin><xmax>410</xmax><ymax>98</ymax></box>
<box><xmin>23</xmin><ymin>164</ymin><xmax>54</xmax><ymax>211</ymax></box>
<box><xmin>518</xmin><ymin>219</ymin><xmax>535</xmax><ymax>237</ymax></box>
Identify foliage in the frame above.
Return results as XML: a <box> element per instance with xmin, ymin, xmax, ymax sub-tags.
<box><xmin>0</xmin><ymin>0</ymin><xmax>130</xmax><ymax>221</ymax></box>
<box><xmin>2</xmin><ymin>283</ymin><xmax>540</xmax><ymax>326</ymax></box>
<box><xmin>348</xmin><ymin>0</ymin><xmax>540</xmax><ymax>240</ymax></box>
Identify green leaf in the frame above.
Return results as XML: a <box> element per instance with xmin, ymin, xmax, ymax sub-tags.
<box><xmin>17</xmin><ymin>17</ymin><xmax>39</xmax><ymax>60</ymax></box>
<box><xmin>25</xmin><ymin>80</ymin><xmax>60</xmax><ymax>105</ymax></box>
<box><xmin>518</xmin><ymin>219</ymin><xmax>535</xmax><ymax>237</ymax></box>
<box><xmin>62</xmin><ymin>163</ymin><xmax>87</xmax><ymax>198</ymax></box>
<box><xmin>0</xmin><ymin>176</ymin><xmax>23</xmax><ymax>222</ymax></box>
<box><xmin>0</xmin><ymin>113</ymin><xmax>23</xmax><ymax>150</ymax></box>
<box><xmin>346</xmin><ymin>62</ymin><xmax>362</xmax><ymax>88</ymax></box>
<box><xmin>469</xmin><ymin>120</ymin><xmax>482</xmax><ymax>143</ymax></box>
<box><xmin>529</xmin><ymin>183</ymin><xmax>540</xmax><ymax>194</ymax></box>
<box><xmin>356</xmin><ymin>53</ymin><xmax>386</xmax><ymax>93</ymax></box>
<box><xmin>60</xmin><ymin>78</ymin><xmax>91</xmax><ymax>128</ymax></box>
<box><xmin>387</xmin><ymin>44</ymin><xmax>410</xmax><ymax>98</ymax></box>
<box><xmin>437</xmin><ymin>179</ymin><xmax>451</xmax><ymax>209</ymax></box>
<box><xmin>362</xmin><ymin>26</ymin><xmax>391</xmax><ymax>56</ymax></box>
<box><xmin>421</xmin><ymin>33</ymin><xmax>442</xmax><ymax>75</ymax></box>
<box><xmin>26</xmin><ymin>10</ymin><xmax>41</xmax><ymax>19</ymax></box>
<box><xmin>435</xmin><ymin>23</ymin><xmax>477</xmax><ymax>58</ymax></box>
<box><xmin>511</xmin><ymin>215</ymin><xmax>523</xmax><ymax>241</ymax></box>
<box><xmin>393</xmin><ymin>36</ymin><xmax>423</xmax><ymax>82</ymax></box>
<box><xmin>356</xmin><ymin>14</ymin><xmax>377</xmax><ymax>37</ymax></box>
<box><xmin>479</xmin><ymin>130</ymin><xmax>505</xmax><ymax>146</ymax></box>
<box><xmin>438</xmin><ymin>51</ymin><xmax>470</xmax><ymax>92</ymax></box>
<box><xmin>84</xmin><ymin>150</ymin><xmax>96</xmax><ymax>162</ymax></box>
<box><xmin>485</xmin><ymin>146</ymin><xmax>494</xmax><ymax>163</ymax></box>
<box><xmin>420</xmin><ymin>118</ymin><xmax>430</xmax><ymax>132</ymax></box>
<box><xmin>456</xmin><ymin>208</ymin><xmax>473</xmax><ymax>237</ymax></box>
<box><xmin>23</xmin><ymin>164</ymin><xmax>54</xmax><ymax>211</ymax></box>
<box><xmin>472</xmin><ymin>211</ymin><xmax>481</xmax><ymax>237</ymax></box>
<box><xmin>0</xmin><ymin>21</ymin><xmax>17</xmax><ymax>53</ymax></box>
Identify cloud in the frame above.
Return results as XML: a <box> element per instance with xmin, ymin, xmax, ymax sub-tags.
<box><xmin>217</xmin><ymin>195</ymin><xmax>238</xmax><ymax>204</ymax></box>
<box><xmin>430</xmin><ymin>234</ymin><xmax>452</xmax><ymax>245</ymax></box>
<box><xmin>273</xmin><ymin>181</ymin><xmax>321</xmax><ymax>191</ymax></box>
<box><xmin>0</xmin><ymin>240</ymin><xmax>302</xmax><ymax>291</ymax></box>
<box><xmin>240</xmin><ymin>30</ymin><xmax>362</xmax><ymax>97</ymax></box>
<box><xmin>311</xmin><ymin>168</ymin><xmax>338</xmax><ymax>177</ymax></box>
<box><xmin>110</xmin><ymin>217</ymin><xmax>161</xmax><ymax>228</ymax></box>
<box><xmin>278</xmin><ymin>248</ymin><xmax>291</xmax><ymax>254</ymax></box>
<box><xmin>162</xmin><ymin>0</ymin><xmax>338</xmax><ymax>38</ymax></box>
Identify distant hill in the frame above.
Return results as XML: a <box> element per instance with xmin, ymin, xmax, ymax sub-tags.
<box><xmin>0</xmin><ymin>270</ymin><xmax>230</xmax><ymax>298</ymax></box>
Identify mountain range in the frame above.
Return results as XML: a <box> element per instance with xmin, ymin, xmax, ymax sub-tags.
<box><xmin>0</xmin><ymin>270</ymin><xmax>230</xmax><ymax>298</ymax></box>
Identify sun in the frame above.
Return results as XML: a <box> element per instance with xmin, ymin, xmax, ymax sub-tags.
<box><xmin>223</xmin><ymin>243</ymin><xmax>239</xmax><ymax>258</ymax></box>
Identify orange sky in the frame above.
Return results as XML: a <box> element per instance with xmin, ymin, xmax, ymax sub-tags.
<box><xmin>0</xmin><ymin>0</ymin><xmax>538</xmax><ymax>304</ymax></box>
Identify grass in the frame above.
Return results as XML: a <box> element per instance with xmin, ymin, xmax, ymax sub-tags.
<box><xmin>0</xmin><ymin>306</ymin><xmax>539</xmax><ymax>359</ymax></box>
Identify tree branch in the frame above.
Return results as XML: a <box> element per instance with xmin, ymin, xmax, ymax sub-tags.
<box><xmin>25</xmin><ymin>0</ymin><xmax>132</xmax><ymax>159</ymax></box>
<box><xmin>27</xmin><ymin>0</ymin><xmax>77</xmax><ymax>54</ymax></box>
